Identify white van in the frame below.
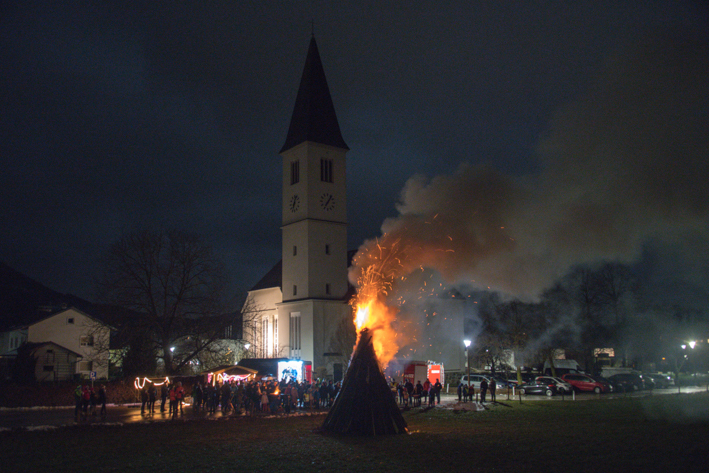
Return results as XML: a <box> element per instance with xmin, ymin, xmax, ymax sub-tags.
<box><xmin>459</xmin><ymin>374</ymin><xmax>497</xmax><ymax>389</ymax></box>
<box><xmin>543</xmin><ymin>359</ymin><xmax>582</xmax><ymax>376</ymax></box>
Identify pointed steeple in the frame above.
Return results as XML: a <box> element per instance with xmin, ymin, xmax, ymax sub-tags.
<box><xmin>280</xmin><ymin>37</ymin><xmax>349</xmax><ymax>153</ymax></box>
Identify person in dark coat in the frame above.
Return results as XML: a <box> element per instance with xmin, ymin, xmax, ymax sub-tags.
<box><xmin>434</xmin><ymin>379</ymin><xmax>443</xmax><ymax>404</ymax></box>
<box><xmin>98</xmin><ymin>385</ymin><xmax>107</xmax><ymax>416</ymax></box>
<box><xmin>489</xmin><ymin>378</ymin><xmax>497</xmax><ymax>402</ymax></box>
<box><xmin>148</xmin><ymin>384</ymin><xmax>157</xmax><ymax>414</ymax></box>
<box><xmin>160</xmin><ymin>384</ymin><xmax>168</xmax><ymax>412</ymax></box>
<box><xmin>414</xmin><ymin>380</ymin><xmax>423</xmax><ymax>407</ymax></box>
<box><xmin>480</xmin><ymin>378</ymin><xmax>488</xmax><ymax>403</ymax></box>
<box><xmin>192</xmin><ymin>382</ymin><xmax>203</xmax><ymax>413</ymax></box>
<box><xmin>140</xmin><ymin>386</ymin><xmax>148</xmax><ymax>414</ymax></box>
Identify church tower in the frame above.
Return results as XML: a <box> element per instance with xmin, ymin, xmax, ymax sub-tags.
<box><xmin>276</xmin><ymin>37</ymin><xmax>350</xmax><ymax>376</ymax></box>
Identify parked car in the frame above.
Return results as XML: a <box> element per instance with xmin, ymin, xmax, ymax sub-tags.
<box><xmin>594</xmin><ymin>376</ymin><xmax>615</xmax><ymax>393</ymax></box>
<box><xmin>535</xmin><ymin>376</ymin><xmax>573</xmax><ymax>394</ymax></box>
<box><xmin>459</xmin><ymin>374</ymin><xmax>493</xmax><ymax>390</ymax></box>
<box><xmin>606</xmin><ymin>374</ymin><xmax>635</xmax><ymax>392</ymax></box>
<box><xmin>607</xmin><ymin>373</ymin><xmax>645</xmax><ymax>391</ymax></box>
<box><xmin>643</xmin><ymin>373</ymin><xmax>672</xmax><ymax>389</ymax></box>
<box><xmin>489</xmin><ymin>376</ymin><xmax>517</xmax><ymax>388</ymax></box>
<box><xmin>639</xmin><ymin>373</ymin><xmax>655</xmax><ymax>390</ymax></box>
<box><xmin>460</xmin><ymin>374</ymin><xmax>514</xmax><ymax>390</ymax></box>
<box><xmin>561</xmin><ymin>373</ymin><xmax>612</xmax><ymax>393</ymax></box>
<box><xmin>518</xmin><ymin>380</ymin><xmax>556</xmax><ymax>397</ymax></box>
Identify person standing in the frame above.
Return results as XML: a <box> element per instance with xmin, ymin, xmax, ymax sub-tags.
<box><xmin>148</xmin><ymin>384</ymin><xmax>157</xmax><ymax>414</ymax></box>
<box><xmin>89</xmin><ymin>386</ymin><xmax>97</xmax><ymax>416</ymax></box>
<box><xmin>73</xmin><ymin>385</ymin><xmax>82</xmax><ymax>419</ymax></box>
<box><xmin>140</xmin><ymin>385</ymin><xmax>148</xmax><ymax>414</ymax></box>
<box><xmin>168</xmin><ymin>384</ymin><xmax>177</xmax><ymax>416</ymax></box>
<box><xmin>327</xmin><ymin>380</ymin><xmax>335</xmax><ymax>407</ymax></box>
<box><xmin>193</xmin><ymin>382</ymin><xmax>203</xmax><ymax>413</ymax></box>
<box><xmin>434</xmin><ymin>379</ymin><xmax>443</xmax><ymax>405</ymax></box>
<box><xmin>160</xmin><ymin>384</ymin><xmax>168</xmax><ymax>412</ymax></box>
<box><xmin>405</xmin><ymin>379</ymin><xmax>414</xmax><ymax>407</ymax></box>
<box><xmin>489</xmin><ymin>378</ymin><xmax>497</xmax><ymax>402</ymax></box>
<box><xmin>175</xmin><ymin>381</ymin><xmax>185</xmax><ymax>415</ymax></box>
<box><xmin>290</xmin><ymin>382</ymin><xmax>298</xmax><ymax>412</ymax></box>
<box><xmin>260</xmin><ymin>385</ymin><xmax>270</xmax><ymax>413</ymax></box>
<box><xmin>81</xmin><ymin>385</ymin><xmax>91</xmax><ymax>416</ymax></box>
<box><xmin>98</xmin><ymin>385</ymin><xmax>107</xmax><ymax>416</ymax></box>
<box><xmin>221</xmin><ymin>381</ymin><xmax>232</xmax><ymax>413</ymax></box>
<box><xmin>480</xmin><ymin>378</ymin><xmax>488</xmax><ymax>403</ymax></box>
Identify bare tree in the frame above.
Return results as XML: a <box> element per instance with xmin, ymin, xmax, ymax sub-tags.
<box><xmin>238</xmin><ymin>294</ymin><xmax>274</xmax><ymax>358</ymax></box>
<box><xmin>96</xmin><ymin>229</ymin><xmax>235</xmax><ymax>375</ymax></box>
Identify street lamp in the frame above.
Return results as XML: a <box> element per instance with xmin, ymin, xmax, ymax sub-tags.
<box><xmin>464</xmin><ymin>339</ymin><xmax>471</xmax><ymax>391</ymax></box>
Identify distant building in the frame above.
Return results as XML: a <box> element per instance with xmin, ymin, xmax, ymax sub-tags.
<box><xmin>0</xmin><ymin>306</ymin><xmax>111</xmax><ymax>380</ymax></box>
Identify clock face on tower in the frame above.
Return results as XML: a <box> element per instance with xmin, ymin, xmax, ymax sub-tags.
<box><xmin>289</xmin><ymin>194</ymin><xmax>300</xmax><ymax>212</ymax></box>
<box><xmin>320</xmin><ymin>193</ymin><xmax>335</xmax><ymax>211</ymax></box>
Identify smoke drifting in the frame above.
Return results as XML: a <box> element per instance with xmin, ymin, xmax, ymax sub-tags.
<box><xmin>350</xmin><ymin>32</ymin><xmax>709</xmax><ymax>300</ymax></box>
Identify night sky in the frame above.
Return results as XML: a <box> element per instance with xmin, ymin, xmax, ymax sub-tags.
<box><xmin>2</xmin><ymin>2</ymin><xmax>708</xmax><ymax>306</ymax></box>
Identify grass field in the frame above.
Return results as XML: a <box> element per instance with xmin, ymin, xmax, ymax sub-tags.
<box><xmin>2</xmin><ymin>393</ymin><xmax>708</xmax><ymax>472</ymax></box>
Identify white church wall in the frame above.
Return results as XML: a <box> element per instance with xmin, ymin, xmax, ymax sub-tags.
<box><xmin>243</xmin><ymin>287</ymin><xmax>282</xmax><ymax>357</ymax></box>
<box><xmin>307</xmin><ymin>220</ymin><xmax>348</xmax><ymax>299</ymax></box>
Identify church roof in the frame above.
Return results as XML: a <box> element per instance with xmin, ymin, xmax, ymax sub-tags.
<box><xmin>249</xmin><ymin>259</ymin><xmax>282</xmax><ymax>292</ymax></box>
<box><xmin>280</xmin><ymin>37</ymin><xmax>349</xmax><ymax>153</ymax></box>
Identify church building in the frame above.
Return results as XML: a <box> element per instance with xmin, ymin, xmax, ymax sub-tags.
<box><xmin>242</xmin><ymin>37</ymin><xmax>353</xmax><ymax>380</ymax></box>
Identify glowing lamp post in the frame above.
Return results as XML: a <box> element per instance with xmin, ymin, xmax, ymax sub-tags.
<box><xmin>464</xmin><ymin>339</ymin><xmax>471</xmax><ymax>390</ymax></box>
<box><xmin>677</xmin><ymin>341</ymin><xmax>696</xmax><ymax>393</ymax></box>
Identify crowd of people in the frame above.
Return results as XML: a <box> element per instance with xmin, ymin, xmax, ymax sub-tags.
<box><xmin>82</xmin><ymin>374</ymin><xmax>495</xmax><ymax>420</ymax></box>
<box><xmin>390</xmin><ymin>378</ymin><xmax>444</xmax><ymax>408</ymax></box>
<box><xmin>138</xmin><ymin>378</ymin><xmax>344</xmax><ymax>417</ymax></box>
<box><xmin>456</xmin><ymin>378</ymin><xmax>497</xmax><ymax>403</ymax></box>
<box><xmin>73</xmin><ymin>384</ymin><xmax>107</xmax><ymax>419</ymax></box>
<box><xmin>139</xmin><ymin>381</ymin><xmax>186</xmax><ymax>415</ymax></box>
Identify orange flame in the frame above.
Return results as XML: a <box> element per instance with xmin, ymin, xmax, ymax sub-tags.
<box><xmin>350</xmin><ymin>237</ymin><xmax>405</xmax><ymax>369</ymax></box>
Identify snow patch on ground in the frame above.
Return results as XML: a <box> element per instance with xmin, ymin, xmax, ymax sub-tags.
<box><xmin>440</xmin><ymin>401</ymin><xmax>486</xmax><ymax>411</ymax></box>
<box><xmin>24</xmin><ymin>425</ymin><xmax>59</xmax><ymax>431</ymax></box>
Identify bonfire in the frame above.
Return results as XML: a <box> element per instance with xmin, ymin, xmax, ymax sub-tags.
<box><xmin>322</xmin><ymin>238</ymin><xmax>408</xmax><ymax>435</ymax></box>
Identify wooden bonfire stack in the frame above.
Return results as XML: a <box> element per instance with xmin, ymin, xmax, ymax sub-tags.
<box><xmin>322</xmin><ymin>328</ymin><xmax>408</xmax><ymax>435</ymax></box>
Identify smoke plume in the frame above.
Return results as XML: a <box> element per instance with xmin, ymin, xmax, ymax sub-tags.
<box><xmin>350</xmin><ymin>32</ymin><xmax>709</xmax><ymax>300</ymax></box>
